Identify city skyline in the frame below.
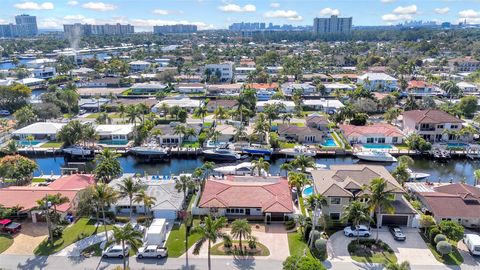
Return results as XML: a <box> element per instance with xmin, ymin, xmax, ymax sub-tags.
<box><xmin>0</xmin><ymin>0</ymin><xmax>479</xmax><ymax>31</ymax></box>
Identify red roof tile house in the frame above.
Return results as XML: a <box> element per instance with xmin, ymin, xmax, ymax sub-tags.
<box><xmin>413</xmin><ymin>183</ymin><xmax>480</xmax><ymax>228</ymax></box>
<box><xmin>339</xmin><ymin>123</ymin><xmax>405</xmax><ymax>145</ymax></box>
<box><xmin>196</xmin><ymin>176</ymin><xmax>294</xmax><ymax>222</ymax></box>
<box><xmin>407</xmin><ymin>80</ymin><xmax>435</xmax><ymax>96</ymax></box>
<box><xmin>0</xmin><ymin>174</ymin><xmax>95</xmax><ymax>223</ymax></box>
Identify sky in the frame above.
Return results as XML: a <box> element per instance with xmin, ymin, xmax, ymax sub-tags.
<box><xmin>1</xmin><ymin>0</ymin><xmax>480</xmax><ymax>31</ymax></box>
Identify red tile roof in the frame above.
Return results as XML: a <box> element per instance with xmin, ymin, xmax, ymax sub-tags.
<box><xmin>245</xmin><ymin>83</ymin><xmax>279</xmax><ymax>90</ymax></box>
<box><xmin>402</xmin><ymin>109</ymin><xmax>463</xmax><ymax>124</ymax></box>
<box><xmin>407</xmin><ymin>80</ymin><xmax>431</xmax><ymax>89</ymax></box>
<box><xmin>47</xmin><ymin>174</ymin><xmax>95</xmax><ymax>190</ymax></box>
<box><xmin>198</xmin><ymin>176</ymin><xmax>294</xmax><ymax>213</ymax></box>
<box><xmin>420</xmin><ymin>192</ymin><xmax>480</xmax><ymax>218</ymax></box>
<box><xmin>339</xmin><ymin>123</ymin><xmax>405</xmax><ymax>138</ymax></box>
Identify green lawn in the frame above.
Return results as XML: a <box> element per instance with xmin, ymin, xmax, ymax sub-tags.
<box><xmin>187</xmin><ymin>193</ymin><xmax>197</xmax><ymax>211</ymax></box>
<box><xmin>34</xmin><ymin>218</ymin><xmax>113</xmax><ymax>255</ymax></box>
<box><xmin>165</xmin><ymin>219</ymin><xmax>202</xmax><ymax>257</ymax></box>
<box><xmin>287</xmin><ymin>231</ymin><xmax>314</xmax><ymax>259</ymax></box>
<box><xmin>210</xmin><ymin>240</ymin><xmax>270</xmax><ymax>256</ymax></box>
<box><xmin>40</xmin><ymin>141</ymin><xmax>64</xmax><ymax>148</ymax></box>
<box><xmin>0</xmin><ymin>234</ymin><xmax>13</xmax><ymax>254</ymax></box>
<box><xmin>348</xmin><ymin>240</ymin><xmax>397</xmax><ymax>264</ymax></box>
<box><xmin>181</xmin><ymin>141</ymin><xmax>200</xmax><ymax>148</ymax></box>
<box><xmin>395</xmin><ymin>144</ymin><xmax>410</xmax><ymax>150</ymax></box>
<box><xmin>279</xmin><ymin>141</ymin><xmax>299</xmax><ymax>149</ymax></box>
<box><xmin>420</xmin><ymin>234</ymin><xmax>463</xmax><ymax>265</ymax></box>
<box><xmin>298</xmin><ymin>195</ymin><xmax>306</xmax><ymax>216</ymax></box>
<box><xmin>32</xmin><ymin>178</ymin><xmax>48</xmax><ymax>182</ymax></box>
<box><xmin>331</xmin><ymin>132</ymin><xmax>346</xmax><ymax>149</ymax></box>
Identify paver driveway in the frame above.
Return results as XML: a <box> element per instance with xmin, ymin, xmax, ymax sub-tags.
<box><xmin>3</xmin><ymin>222</ymin><xmax>48</xmax><ymax>255</ymax></box>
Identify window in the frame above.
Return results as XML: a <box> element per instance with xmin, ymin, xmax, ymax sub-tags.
<box><xmin>451</xmin><ymin>125</ymin><xmax>458</xmax><ymax>129</ymax></box>
<box><xmin>392</xmin><ymin>137</ymin><xmax>398</xmax><ymax>144</ymax></box>
<box><xmin>330</xmin><ymin>197</ymin><xmax>341</xmax><ymax>205</ymax></box>
<box><xmin>330</xmin><ymin>213</ymin><xmax>340</xmax><ymax>221</ymax></box>
<box><xmin>437</xmin><ymin>124</ymin><xmax>444</xmax><ymax>129</ymax></box>
<box><xmin>367</xmin><ymin>138</ymin><xmax>374</xmax><ymax>143</ymax></box>
<box><xmin>378</xmin><ymin>138</ymin><xmax>385</xmax><ymax>143</ymax></box>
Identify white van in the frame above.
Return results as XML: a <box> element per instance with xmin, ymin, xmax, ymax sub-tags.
<box><xmin>463</xmin><ymin>234</ymin><xmax>480</xmax><ymax>256</ymax></box>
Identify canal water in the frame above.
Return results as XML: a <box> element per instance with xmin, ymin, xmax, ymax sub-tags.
<box><xmin>32</xmin><ymin>156</ymin><xmax>480</xmax><ymax>185</ymax></box>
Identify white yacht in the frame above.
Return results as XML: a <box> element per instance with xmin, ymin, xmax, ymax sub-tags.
<box><xmin>355</xmin><ymin>151</ymin><xmax>397</xmax><ymax>162</ymax></box>
<box><xmin>62</xmin><ymin>146</ymin><xmax>93</xmax><ymax>156</ymax></box>
<box><xmin>214</xmin><ymin>162</ymin><xmax>254</xmax><ymax>175</ymax></box>
<box><xmin>407</xmin><ymin>168</ymin><xmax>430</xmax><ymax>181</ymax></box>
<box><xmin>129</xmin><ymin>146</ymin><xmax>169</xmax><ymax>157</ymax></box>
<box><xmin>280</xmin><ymin>146</ymin><xmax>316</xmax><ymax>157</ymax></box>
<box><xmin>203</xmin><ymin>145</ymin><xmax>242</xmax><ymax>161</ymax></box>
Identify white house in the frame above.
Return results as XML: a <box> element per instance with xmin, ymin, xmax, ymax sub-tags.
<box><xmin>26</xmin><ymin>58</ymin><xmax>56</xmax><ymax>69</ymax></box>
<box><xmin>281</xmin><ymin>83</ymin><xmax>316</xmax><ymax>96</ymax></box>
<box><xmin>358</xmin><ymin>73</ymin><xmax>398</xmax><ymax>91</ymax></box>
<box><xmin>175</xmin><ymin>83</ymin><xmax>205</xmax><ymax>94</ymax></box>
<box><xmin>323</xmin><ymin>83</ymin><xmax>354</xmax><ymax>93</ymax></box>
<box><xmin>129</xmin><ymin>61</ymin><xmax>152</xmax><ymax>73</ymax></box>
<box><xmin>256</xmin><ymin>100</ymin><xmax>295</xmax><ymax>113</ymax></box>
<box><xmin>339</xmin><ymin>123</ymin><xmax>405</xmax><ymax>145</ymax></box>
<box><xmin>32</xmin><ymin>67</ymin><xmax>56</xmax><ymax>80</ymax></box>
<box><xmin>234</xmin><ymin>67</ymin><xmax>256</xmax><ymax>82</ymax></box>
<box><xmin>205</xmin><ymin>62</ymin><xmax>234</xmax><ymax>82</ymax></box>
<box><xmin>16</xmin><ymin>78</ymin><xmax>45</xmax><ymax>88</ymax></box>
<box><xmin>152</xmin><ymin>97</ymin><xmax>202</xmax><ymax>113</ymax></box>
<box><xmin>266</xmin><ymin>66</ymin><xmax>283</xmax><ymax>75</ymax></box>
<box><xmin>302</xmin><ymin>99</ymin><xmax>344</xmax><ymax>114</ymax></box>
<box><xmin>457</xmin><ymin>82</ymin><xmax>477</xmax><ymax>92</ymax></box>
<box><xmin>12</xmin><ymin>122</ymin><xmax>66</xmax><ymax>140</ymax></box>
<box><xmin>131</xmin><ymin>83</ymin><xmax>167</xmax><ymax>94</ymax></box>
<box><xmin>95</xmin><ymin>124</ymin><xmax>134</xmax><ymax>142</ymax></box>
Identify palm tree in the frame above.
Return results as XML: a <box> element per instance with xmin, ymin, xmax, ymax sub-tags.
<box><xmin>230</xmin><ymin>219</ymin><xmax>252</xmax><ymax>251</ymax></box>
<box><xmin>174</xmin><ymin>124</ymin><xmax>187</xmax><ymax>143</ymax></box>
<box><xmin>92</xmin><ymin>183</ymin><xmax>118</xmax><ymax>243</ymax></box>
<box><xmin>233</xmin><ymin>125</ymin><xmax>247</xmax><ymax>142</ymax></box>
<box><xmin>386</xmin><ymin>261</ymin><xmax>410</xmax><ymax>270</ymax></box>
<box><xmin>341</xmin><ymin>200</ymin><xmax>373</xmax><ymax>244</ymax></box>
<box><xmin>93</xmin><ymin>148</ymin><xmax>122</xmax><ymax>183</ymax></box>
<box><xmin>194</xmin><ymin>105</ymin><xmax>208</xmax><ymax>123</ymax></box>
<box><xmin>397</xmin><ymin>155</ymin><xmax>414</xmax><ymax>167</ymax></box>
<box><xmin>213</xmin><ymin>106</ymin><xmax>228</xmax><ymax>124</ymax></box>
<box><xmin>126</xmin><ymin>104</ymin><xmax>139</xmax><ymax>126</ymax></box>
<box><xmin>288</xmin><ymin>172</ymin><xmax>308</xmax><ymax>192</ymax></box>
<box><xmin>112</xmin><ymin>223</ymin><xmax>143</xmax><ymax>270</ymax></box>
<box><xmin>160</xmin><ymin>103</ymin><xmax>169</xmax><ymax>120</ymax></box>
<box><xmin>253</xmin><ymin>113</ymin><xmax>270</xmax><ymax>143</ymax></box>
<box><xmin>280</xmin><ymin>163</ymin><xmax>293</xmax><ymax>177</ymax></box>
<box><xmin>95</xmin><ymin>112</ymin><xmax>112</xmax><ymax>124</ymax></box>
<box><xmin>133</xmin><ymin>189</ymin><xmax>156</xmax><ymax>223</ymax></box>
<box><xmin>82</xmin><ymin>123</ymin><xmax>98</xmax><ymax>147</ymax></box>
<box><xmin>441</xmin><ymin>81</ymin><xmax>461</xmax><ymax>102</ymax></box>
<box><xmin>384</xmin><ymin>108</ymin><xmax>402</xmax><ymax>125</ymax></box>
<box><xmin>117</xmin><ymin>177</ymin><xmax>142</xmax><ymax>220</ymax></box>
<box><xmin>174</xmin><ymin>175</ymin><xmax>195</xmax><ymax>210</ymax></box>
<box><xmin>292</xmin><ymin>155</ymin><xmax>315</xmax><ymax>173</ymax></box>
<box><xmin>363</xmin><ymin>178</ymin><xmax>395</xmax><ymax>242</ymax></box>
<box><xmin>192</xmin><ymin>216</ymin><xmax>229</xmax><ymax>270</ymax></box>
<box><xmin>118</xmin><ymin>104</ymin><xmax>127</xmax><ymax>123</ymax></box>
<box><xmin>48</xmin><ymin>193</ymin><xmax>70</xmax><ymax>219</ymax></box>
<box><xmin>251</xmin><ymin>157</ymin><xmax>269</xmax><ymax>176</ymax></box>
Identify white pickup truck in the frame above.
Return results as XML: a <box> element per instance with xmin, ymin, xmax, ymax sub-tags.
<box><xmin>137</xmin><ymin>245</ymin><xmax>168</xmax><ymax>259</ymax></box>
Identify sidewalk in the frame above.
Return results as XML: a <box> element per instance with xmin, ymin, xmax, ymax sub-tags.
<box><xmin>53</xmin><ymin>231</ymin><xmax>112</xmax><ymax>257</ymax></box>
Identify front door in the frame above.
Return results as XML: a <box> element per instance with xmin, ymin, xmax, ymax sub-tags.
<box><xmin>245</xmin><ymin>209</ymin><xmax>250</xmax><ymax>216</ymax></box>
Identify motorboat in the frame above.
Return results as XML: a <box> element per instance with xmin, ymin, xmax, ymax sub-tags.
<box><xmin>407</xmin><ymin>168</ymin><xmax>430</xmax><ymax>181</ymax></box>
<box><xmin>203</xmin><ymin>145</ymin><xmax>242</xmax><ymax>161</ymax></box>
<box><xmin>62</xmin><ymin>146</ymin><xmax>93</xmax><ymax>156</ymax></box>
<box><xmin>129</xmin><ymin>146</ymin><xmax>169</xmax><ymax>157</ymax></box>
<box><xmin>279</xmin><ymin>146</ymin><xmax>317</xmax><ymax>157</ymax></box>
<box><xmin>242</xmin><ymin>144</ymin><xmax>273</xmax><ymax>156</ymax></box>
<box><xmin>355</xmin><ymin>151</ymin><xmax>397</xmax><ymax>162</ymax></box>
<box><xmin>214</xmin><ymin>162</ymin><xmax>254</xmax><ymax>175</ymax></box>
<box><xmin>298</xmin><ymin>163</ymin><xmax>328</xmax><ymax>173</ymax></box>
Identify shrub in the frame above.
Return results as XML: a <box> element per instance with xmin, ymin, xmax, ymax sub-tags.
<box><xmin>429</xmin><ymin>227</ymin><xmax>441</xmax><ymax>243</ymax></box>
<box><xmin>223</xmin><ymin>237</ymin><xmax>232</xmax><ymax>248</ymax></box>
<box><xmin>52</xmin><ymin>225</ymin><xmax>65</xmax><ymax>239</ymax></box>
<box><xmin>436</xmin><ymin>241</ymin><xmax>452</xmax><ymax>255</ymax></box>
<box><xmin>284</xmin><ymin>220</ymin><xmax>295</xmax><ymax>230</ymax></box>
<box><xmin>303</xmin><ymin>224</ymin><xmax>312</xmax><ymax>241</ymax></box>
<box><xmin>434</xmin><ymin>234</ymin><xmax>447</xmax><ymax>244</ymax></box>
<box><xmin>310</xmin><ymin>230</ymin><xmax>321</xmax><ymax>243</ymax></box>
<box><xmin>248</xmin><ymin>238</ymin><xmax>257</xmax><ymax>249</ymax></box>
<box><xmin>314</xmin><ymin>238</ymin><xmax>328</xmax><ymax>260</ymax></box>
<box><xmin>114</xmin><ymin>216</ymin><xmax>130</xmax><ymax>223</ymax></box>
<box><xmin>439</xmin><ymin>220</ymin><xmax>464</xmax><ymax>242</ymax></box>
<box><xmin>136</xmin><ymin>216</ymin><xmax>150</xmax><ymax>225</ymax></box>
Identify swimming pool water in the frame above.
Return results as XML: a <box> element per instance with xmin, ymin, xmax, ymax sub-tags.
<box><xmin>362</xmin><ymin>144</ymin><xmax>393</xmax><ymax>149</ymax></box>
<box><xmin>322</xmin><ymin>138</ymin><xmax>338</xmax><ymax>147</ymax></box>
<box><xmin>303</xmin><ymin>186</ymin><xmax>313</xmax><ymax>197</ymax></box>
<box><xmin>447</xmin><ymin>142</ymin><xmax>469</xmax><ymax>148</ymax></box>
<box><xmin>98</xmin><ymin>140</ymin><xmax>129</xmax><ymax>145</ymax></box>
<box><xmin>18</xmin><ymin>140</ymin><xmax>42</xmax><ymax>146</ymax></box>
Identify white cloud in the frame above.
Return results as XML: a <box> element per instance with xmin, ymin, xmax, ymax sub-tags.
<box><xmin>14</xmin><ymin>1</ymin><xmax>54</xmax><ymax>10</ymax></box>
<box><xmin>380</xmin><ymin>0</ymin><xmax>396</xmax><ymax>3</ymax></box>
<box><xmin>153</xmin><ymin>9</ymin><xmax>169</xmax><ymax>15</ymax></box>
<box><xmin>434</xmin><ymin>7</ymin><xmax>450</xmax><ymax>15</ymax></box>
<box><xmin>0</xmin><ymin>19</ymin><xmax>7</xmax><ymax>24</ymax></box>
<box><xmin>459</xmin><ymin>9</ymin><xmax>479</xmax><ymax>19</ymax></box>
<box><xmin>270</xmin><ymin>2</ymin><xmax>280</xmax><ymax>8</ymax></box>
<box><xmin>393</xmin><ymin>5</ymin><xmax>418</xmax><ymax>15</ymax></box>
<box><xmin>67</xmin><ymin>1</ymin><xmax>78</xmax><ymax>6</ymax></box>
<box><xmin>218</xmin><ymin>3</ymin><xmax>256</xmax><ymax>13</ymax></box>
<box><xmin>319</xmin><ymin>8</ymin><xmax>340</xmax><ymax>16</ymax></box>
<box><xmin>82</xmin><ymin>2</ymin><xmax>117</xmax><ymax>11</ymax></box>
<box><xmin>264</xmin><ymin>10</ymin><xmax>303</xmax><ymax>21</ymax></box>
<box><xmin>382</xmin><ymin>14</ymin><xmax>412</xmax><ymax>22</ymax></box>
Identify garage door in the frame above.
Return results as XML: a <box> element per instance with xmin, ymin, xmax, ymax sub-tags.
<box><xmin>153</xmin><ymin>210</ymin><xmax>177</xmax><ymax>220</ymax></box>
<box><xmin>382</xmin><ymin>215</ymin><xmax>408</xmax><ymax>226</ymax></box>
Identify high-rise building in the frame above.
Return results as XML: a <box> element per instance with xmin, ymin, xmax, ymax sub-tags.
<box><xmin>153</xmin><ymin>24</ymin><xmax>198</xmax><ymax>34</ymax></box>
<box><xmin>0</xmin><ymin>14</ymin><xmax>37</xmax><ymax>38</ymax></box>
<box><xmin>63</xmin><ymin>23</ymin><xmax>134</xmax><ymax>37</ymax></box>
<box><xmin>313</xmin><ymin>15</ymin><xmax>352</xmax><ymax>34</ymax></box>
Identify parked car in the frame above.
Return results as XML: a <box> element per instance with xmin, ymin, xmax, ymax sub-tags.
<box><xmin>137</xmin><ymin>245</ymin><xmax>168</xmax><ymax>259</ymax></box>
<box><xmin>344</xmin><ymin>225</ymin><xmax>370</xmax><ymax>237</ymax></box>
<box><xmin>0</xmin><ymin>219</ymin><xmax>22</xmax><ymax>234</ymax></box>
<box><xmin>389</xmin><ymin>226</ymin><xmax>406</xmax><ymax>241</ymax></box>
<box><xmin>102</xmin><ymin>245</ymin><xmax>130</xmax><ymax>258</ymax></box>
<box><xmin>0</xmin><ymin>110</ymin><xmax>11</xmax><ymax>116</ymax></box>
<box><xmin>463</xmin><ymin>234</ymin><xmax>480</xmax><ymax>256</ymax></box>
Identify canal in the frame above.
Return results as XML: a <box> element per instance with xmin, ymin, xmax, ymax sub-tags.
<box><xmin>32</xmin><ymin>156</ymin><xmax>480</xmax><ymax>185</ymax></box>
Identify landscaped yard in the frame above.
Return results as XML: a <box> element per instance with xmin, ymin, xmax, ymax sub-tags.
<box><xmin>210</xmin><ymin>240</ymin><xmax>270</xmax><ymax>256</ymax></box>
<box><xmin>279</xmin><ymin>141</ymin><xmax>299</xmax><ymax>149</ymax></box>
<box><xmin>287</xmin><ymin>231</ymin><xmax>314</xmax><ymax>259</ymax></box>
<box><xmin>348</xmin><ymin>239</ymin><xmax>397</xmax><ymax>264</ymax></box>
<box><xmin>34</xmin><ymin>218</ymin><xmax>113</xmax><ymax>255</ymax></box>
<box><xmin>420</xmin><ymin>234</ymin><xmax>463</xmax><ymax>265</ymax></box>
<box><xmin>0</xmin><ymin>234</ymin><xmax>14</xmax><ymax>254</ymax></box>
<box><xmin>165</xmin><ymin>219</ymin><xmax>202</xmax><ymax>257</ymax></box>
<box><xmin>32</xmin><ymin>178</ymin><xmax>48</xmax><ymax>182</ymax></box>
<box><xmin>40</xmin><ymin>141</ymin><xmax>64</xmax><ymax>148</ymax></box>
<box><xmin>181</xmin><ymin>141</ymin><xmax>200</xmax><ymax>148</ymax></box>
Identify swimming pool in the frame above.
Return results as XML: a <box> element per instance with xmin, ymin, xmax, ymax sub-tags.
<box><xmin>321</xmin><ymin>138</ymin><xmax>338</xmax><ymax>147</ymax></box>
<box><xmin>447</xmin><ymin>142</ymin><xmax>469</xmax><ymax>148</ymax></box>
<box><xmin>303</xmin><ymin>186</ymin><xmax>314</xmax><ymax>197</ymax></box>
<box><xmin>98</xmin><ymin>140</ymin><xmax>129</xmax><ymax>145</ymax></box>
<box><xmin>18</xmin><ymin>140</ymin><xmax>42</xmax><ymax>146</ymax></box>
<box><xmin>362</xmin><ymin>144</ymin><xmax>393</xmax><ymax>149</ymax></box>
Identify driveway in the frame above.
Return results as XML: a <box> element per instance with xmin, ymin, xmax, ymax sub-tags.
<box><xmin>186</xmin><ymin>223</ymin><xmax>289</xmax><ymax>261</ymax></box>
<box><xmin>3</xmin><ymin>222</ymin><xmax>48</xmax><ymax>255</ymax></box>
<box><xmin>457</xmin><ymin>239</ymin><xmax>480</xmax><ymax>268</ymax></box>
<box><xmin>327</xmin><ymin>228</ymin><xmax>440</xmax><ymax>266</ymax></box>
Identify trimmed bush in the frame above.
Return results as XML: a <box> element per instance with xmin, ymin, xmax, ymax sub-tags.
<box><xmin>311</xmin><ymin>230</ymin><xmax>321</xmax><ymax>243</ymax></box>
<box><xmin>314</xmin><ymin>238</ymin><xmax>328</xmax><ymax>260</ymax></box>
<box><xmin>224</xmin><ymin>237</ymin><xmax>232</xmax><ymax>248</ymax></box>
<box><xmin>303</xmin><ymin>224</ymin><xmax>312</xmax><ymax>241</ymax></box>
<box><xmin>434</xmin><ymin>234</ymin><xmax>447</xmax><ymax>244</ymax></box>
<box><xmin>114</xmin><ymin>216</ymin><xmax>130</xmax><ymax>223</ymax></box>
<box><xmin>436</xmin><ymin>241</ymin><xmax>452</xmax><ymax>255</ymax></box>
<box><xmin>429</xmin><ymin>227</ymin><xmax>441</xmax><ymax>243</ymax></box>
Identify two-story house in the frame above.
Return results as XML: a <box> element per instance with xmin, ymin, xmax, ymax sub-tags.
<box><xmin>358</xmin><ymin>72</ymin><xmax>398</xmax><ymax>92</ymax></box>
<box><xmin>402</xmin><ymin>109</ymin><xmax>465</xmax><ymax>142</ymax></box>
<box><xmin>311</xmin><ymin>165</ymin><xmax>417</xmax><ymax>227</ymax></box>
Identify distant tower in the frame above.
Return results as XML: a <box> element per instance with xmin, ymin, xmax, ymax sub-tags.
<box><xmin>15</xmin><ymin>14</ymin><xmax>38</xmax><ymax>36</ymax></box>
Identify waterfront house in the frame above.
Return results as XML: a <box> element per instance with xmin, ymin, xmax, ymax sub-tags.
<box><xmin>174</xmin><ymin>74</ymin><xmax>202</xmax><ymax>83</ymax></box>
<box><xmin>206</xmin><ymin>83</ymin><xmax>243</xmax><ymax>96</ymax></box>
<box><xmin>323</xmin><ymin>83</ymin><xmax>354</xmax><ymax>94</ymax></box>
<box><xmin>129</xmin><ymin>60</ymin><xmax>152</xmax><ymax>73</ymax></box>
<box><xmin>448</xmin><ymin>57</ymin><xmax>480</xmax><ymax>72</ymax></box>
<box><xmin>339</xmin><ymin>123</ymin><xmax>405</xmax><ymax>145</ymax></box>
<box><xmin>206</xmin><ymin>99</ymin><xmax>239</xmax><ymax>113</ymax></box>
<box><xmin>151</xmin><ymin>123</ymin><xmax>201</xmax><ymax>145</ymax></box>
<box><xmin>311</xmin><ymin>165</ymin><xmax>417</xmax><ymax>227</ymax></box>
<box><xmin>277</xmin><ymin>124</ymin><xmax>324</xmax><ymax>144</ymax></box>
<box><xmin>175</xmin><ymin>83</ymin><xmax>205</xmax><ymax>94</ymax></box>
<box><xmin>407</xmin><ymin>183</ymin><xmax>480</xmax><ymax>228</ymax></box>
<box><xmin>306</xmin><ymin>114</ymin><xmax>329</xmax><ymax>131</ymax></box>
<box><xmin>152</xmin><ymin>97</ymin><xmax>202</xmax><ymax>113</ymax></box>
<box><xmin>256</xmin><ymin>100</ymin><xmax>295</xmax><ymax>113</ymax></box>
<box><xmin>12</xmin><ymin>122</ymin><xmax>66</xmax><ymax>140</ymax></box>
<box><xmin>78</xmin><ymin>98</ymin><xmax>110</xmax><ymax>112</ymax></box>
<box><xmin>204</xmin><ymin>62</ymin><xmax>234</xmax><ymax>82</ymax></box>
<box><xmin>402</xmin><ymin>109</ymin><xmax>466</xmax><ymax>142</ymax></box>
<box><xmin>245</xmin><ymin>83</ymin><xmax>279</xmax><ymax>101</ymax></box>
<box><xmin>407</xmin><ymin>80</ymin><xmax>436</xmax><ymax>96</ymax></box>
<box><xmin>358</xmin><ymin>73</ymin><xmax>398</xmax><ymax>91</ymax></box>
<box><xmin>131</xmin><ymin>83</ymin><xmax>167</xmax><ymax>95</ymax></box>
<box><xmin>32</xmin><ymin>66</ymin><xmax>56</xmax><ymax>80</ymax></box>
<box><xmin>302</xmin><ymin>99</ymin><xmax>344</xmax><ymax>114</ymax></box>
<box><xmin>0</xmin><ymin>174</ymin><xmax>95</xmax><ymax>223</ymax></box>
<box><xmin>109</xmin><ymin>175</ymin><xmax>184</xmax><ymax>220</ymax></box>
<box><xmin>457</xmin><ymin>82</ymin><xmax>477</xmax><ymax>92</ymax></box>
<box><xmin>196</xmin><ymin>176</ymin><xmax>294</xmax><ymax>222</ymax></box>
<box><xmin>281</xmin><ymin>82</ymin><xmax>316</xmax><ymax>96</ymax></box>
<box><xmin>95</xmin><ymin>124</ymin><xmax>134</xmax><ymax>144</ymax></box>
<box><xmin>77</xmin><ymin>77</ymin><xmax>122</xmax><ymax>88</ymax></box>
<box><xmin>234</xmin><ymin>67</ymin><xmax>255</xmax><ymax>82</ymax></box>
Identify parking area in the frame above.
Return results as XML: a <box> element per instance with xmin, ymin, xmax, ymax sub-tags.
<box><xmin>327</xmin><ymin>227</ymin><xmax>440</xmax><ymax>266</ymax></box>
<box><xmin>457</xmin><ymin>239</ymin><xmax>480</xmax><ymax>268</ymax></box>
<box><xmin>3</xmin><ymin>222</ymin><xmax>48</xmax><ymax>255</ymax></box>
